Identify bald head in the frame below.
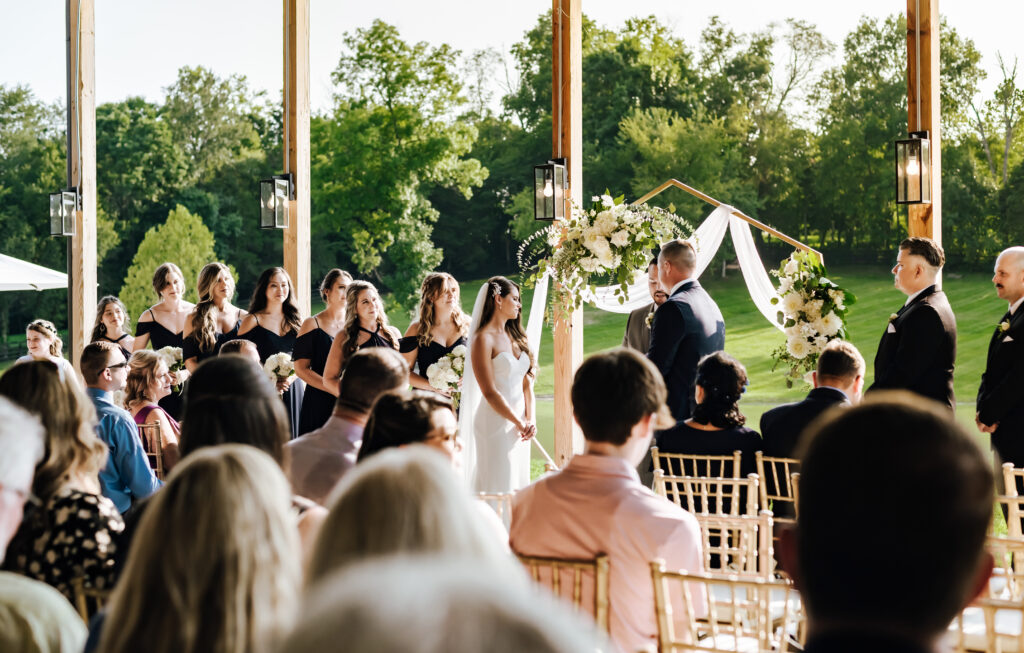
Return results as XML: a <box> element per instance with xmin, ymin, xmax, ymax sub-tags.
<box><xmin>658</xmin><ymin>239</ymin><xmax>697</xmax><ymax>290</ymax></box>
<box><xmin>994</xmin><ymin>247</ymin><xmax>1024</xmax><ymax>304</ymax></box>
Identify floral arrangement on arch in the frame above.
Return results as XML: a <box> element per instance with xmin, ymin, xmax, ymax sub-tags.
<box><xmin>520</xmin><ymin>194</ymin><xmax>689</xmax><ymax>316</ymax></box>
<box><xmin>769</xmin><ymin>250</ymin><xmax>856</xmax><ymax>387</ymax></box>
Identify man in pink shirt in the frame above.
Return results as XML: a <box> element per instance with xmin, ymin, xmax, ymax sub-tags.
<box><xmin>510</xmin><ymin>348</ymin><xmax>705</xmax><ymax>653</ymax></box>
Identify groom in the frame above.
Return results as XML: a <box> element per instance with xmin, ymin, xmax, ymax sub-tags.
<box><xmin>647</xmin><ymin>239</ymin><xmax>725</xmax><ymax>421</ymax></box>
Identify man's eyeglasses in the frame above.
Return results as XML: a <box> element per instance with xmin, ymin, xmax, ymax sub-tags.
<box><xmin>106</xmin><ymin>361</ymin><xmax>128</xmax><ymax>370</ymax></box>
<box><xmin>0</xmin><ymin>483</ymin><xmax>41</xmax><ymax>507</ymax></box>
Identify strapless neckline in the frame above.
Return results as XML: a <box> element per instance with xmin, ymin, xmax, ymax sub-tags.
<box><xmin>492</xmin><ymin>350</ymin><xmax>525</xmax><ymax>362</ymax></box>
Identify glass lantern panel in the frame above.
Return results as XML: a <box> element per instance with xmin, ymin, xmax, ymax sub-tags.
<box><xmin>274</xmin><ymin>178</ymin><xmax>289</xmax><ymax>228</ymax></box>
<box><xmin>260</xmin><ymin>181</ymin><xmax>275</xmax><ymax>228</ymax></box>
<box><xmin>919</xmin><ymin>139</ymin><xmax>931</xmax><ymax>202</ymax></box>
<box><xmin>49</xmin><ymin>193</ymin><xmax>63</xmax><ymax>236</ymax></box>
<box><xmin>553</xmin><ymin>165</ymin><xmax>566</xmax><ymax>219</ymax></box>
<box><xmin>62</xmin><ymin>193</ymin><xmax>76</xmax><ymax>234</ymax></box>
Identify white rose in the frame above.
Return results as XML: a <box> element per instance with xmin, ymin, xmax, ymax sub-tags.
<box><xmin>784</xmin><ymin>258</ymin><xmax>799</xmax><ymax>275</ymax></box>
<box><xmin>451</xmin><ymin>345</ymin><xmax>467</xmax><ymax>357</ymax></box>
<box><xmin>804</xmin><ymin>299</ymin><xmax>824</xmax><ymax>318</ymax></box>
<box><xmin>587</xmin><ymin>237</ymin><xmax>612</xmax><ymax>261</ymax></box>
<box><xmin>814</xmin><ymin>335</ymin><xmax>828</xmax><ymax>350</ymax></box>
<box><xmin>600</xmin><ymin>194</ymin><xmax>614</xmax><ymax>208</ymax></box>
<box><xmin>437</xmin><ymin>357</ymin><xmax>452</xmax><ymax>371</ymax></box>
<box><xmin>594</xmin><ymin>211</ymin><xmax>618</xmax><ymax>236</ymax></box>
<box><xmin>787</xmin><ymin>336</ymin><xmax>810</xmax><ymax>360</ymax></box>
<box><xmin>781</xmin><ymin>292</ymin><xmax>804</xmax><ymax>316</ymax></box>
<box><xmin>610</xmin><ymin>229</ymin><xmax>630</xmax><ymax>248</ymax></box>
<box><xmin>579</xmin><ymin>257</ymin><xmax>600</xmax><ymax>273</ymax></box>
<box><xmin>820</xmin><ymin>312</ymin><xmax>842</xmax><ymax>337</ymax></box>
<box><xmin>810</xmin><ymin>318</ymin><xmax>826</xmax><ymax>336</ymax></box>
<box><xmin>777</xmin><ymin>277</ymin><xmax>793</xmax><ymax>295</ymax></box>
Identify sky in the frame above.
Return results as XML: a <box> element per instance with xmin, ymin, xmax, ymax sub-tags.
<box><xmin>1</xmin><ymin>0</ymin><xmax>1020</xmax><ymax>114</ymax></box>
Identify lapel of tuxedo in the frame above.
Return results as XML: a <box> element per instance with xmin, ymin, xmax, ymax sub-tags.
<box><xmin>894</xmin><ymin>285</ymin><xmax>936</xmax><ymax>321</ymax></box>
<box><xmin>988</xmin><ymin>309</ymin><xmax>1017</xmax><ymax>366</ymax></box>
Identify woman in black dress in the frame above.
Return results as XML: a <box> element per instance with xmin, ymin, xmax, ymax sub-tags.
<box><xmin>238</xmin><ymin>267</ymin><xmax>305</xmax><ymax>440</ymax></box>
<box><xmin>400</xmin><ymin>272</ymin><xmax>469</xmax><ymax>394</ymax></box>
<box><xmin>323</xmin><ymin>281</ymin><xmax>401</xmax><ymax>396</ymax></box>
<box><xmin>294</xmin><ymin>269</ymin><xmax>352</xmax><ymax>435</ymax></box>
<box><xmin>182</xmin><ymin>263</ymin><xmax>247</xmax><ymax>372</ymax></box>
<box><xmin>91</xmin><ymin>296</ymin><xmax>134</xmax><ymax>360</ymax></box>
<box><xmin>133</xmin><ymin>263</ymin><xmax>195</xmax><ymax>420</ymax></box>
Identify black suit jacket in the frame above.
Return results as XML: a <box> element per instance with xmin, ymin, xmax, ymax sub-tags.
<box><xmin>868</xmin><ymin>285</ymin><xmax>957</xmax><ymax>410</ymax></box>
<box><xmin>759</xmin><ymin>386</ymin><xmax>849</xmax><ymax>460</ymax></box>
<box><xmin>978</xmin><ymin>306</ymin><xmax>1024</xmax><ymax>464</ymax></box>
<box><xmin>646</xmin><ymin>280</ymin><xmax>725</xmax><ymax>421</ymax></box>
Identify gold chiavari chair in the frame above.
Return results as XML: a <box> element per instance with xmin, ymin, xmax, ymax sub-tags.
<box><xmin>1005</xmin><ymin>463</ymin><xmax>1024</xmax><ymax>499</ymax></box>
<box><xmin>649</xmin><ymin>560</ymin><xmax>805</xmax><ymax>653</ymax></box>
<box><xmin>515</xmin><ymin>553</ymin><xmax>610</xmax><ymax>633</ymax></box>
<box><xmin>477</xmin><ymin>492</ymin><xmax>514</xmax><ymax>529</ymax></box>
<box><xmin>996</xmin><ymin>495</ymin><xmax>1024</xmax><ymax>540</ymax></box>
<box><xmin>653</xmin><ymin>471</ymin><xmax>760</xmax><ymax>517</ymax></box>
<box><xmin>71</xmin><ymin>577</ymin><xmax>111</xmax><ymax>623</ymax></box>
<box><xmin>694</xmin><ymin>510</ymin><xmax>775</xmax><ymax>579</ymax></box>
<box><xmin>951</xmin><ymin>597</ymin><xmax>1024</xmax><ymax>653</ymax></box>
<box><xmin>754</xmin><ymin>452</ymin><xmax>799</xmax><ymax>523</ymax></box>
<box><xmin>137</xmin><ymin>422</ymin><xmax>164</xmax><ymax>480</ymax></box>
<box><xmin>652</xmin><ymin>447</ymin><xmax>742</xmax><ymax>479</ymax></box>
<box><xmin>988</xmin><ymin>536</ymin><xmax>1024</xmax><ymax>602</ymax></box>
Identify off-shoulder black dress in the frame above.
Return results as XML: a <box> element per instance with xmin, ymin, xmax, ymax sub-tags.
<box><xmin>399</xmin><ymin>335</ymin><xmax>467</xmax><ymax>379</ymax></box>
<box><xmin>241</xmin><ymin>316</ymin><xmax>306</xmax><ymax>440</ymax></box>
<box><xmin>293</xmin><ymin>317</ymin><xmax>335</xmax><ymax>435</ymax></box>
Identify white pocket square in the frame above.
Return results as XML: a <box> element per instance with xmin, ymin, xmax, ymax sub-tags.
<box><xmin>886</xmin><ymin>323</ymin><xmax>897</xmax><ymax>334</ymax></box>
<box><xmin>1005</xmin><ymin>336</ymin><xmax>1015</xmax><ymax>343</ymax></box>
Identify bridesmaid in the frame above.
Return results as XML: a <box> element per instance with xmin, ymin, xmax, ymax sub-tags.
<box><xmin>90</xmin><ymin>296</ymin><xmax>134</xmax><ymax>359</ymax></box>
<box><xmin>294</xmin><ymin>269</ymin><xmax>352</xmax><ymax>436</ymax></box>
<box><xmin>182</xmin><ymin>263</ymin><xmax>247</xmax><ymax>372</ymax></box>
<box><xmin>133</xmin><ymin>263</ymin><xmax>194</xmax><ymax>420</ymax></box>
<box><xmin>238</xmin><ymin>267</ymin><xmax>306</xmax><ymax>440</ymax></box>
<box><xmin>400</xmin><ymin>273</ymin><xmax>469</xmax><ymax>393</ymax></box>
<box><xmin>125</xmin><ymin>350</ymin><xmax>181</xmax><ymax>472</ymax></box>
<box><xmin>322</xmin><ymin>281</ymin><xmax>400</xmax><ymax>396</ymax></box>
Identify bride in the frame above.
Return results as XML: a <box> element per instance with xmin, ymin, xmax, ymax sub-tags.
<box><xmin>461</xmin><ymin>276</ymin><xmax>536</xmax><ymax>493</ymax></box>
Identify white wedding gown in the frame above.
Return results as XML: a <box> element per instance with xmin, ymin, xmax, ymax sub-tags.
<box><xmin>473</xmin><ymin>351</ymin><xmax>532</xmax><ymax>493</ymax></box>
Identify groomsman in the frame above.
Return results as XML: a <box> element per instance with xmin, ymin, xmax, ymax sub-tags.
<box><xmin>622</xmin><ymin>258</ymin><xmax>668</xmax><ymax>353</ymax></box>
<box><xmin>647</xmin><ymin>239</ymin><xmax>725</xmax><ymax>421</ymax></box>
<box><xmin>868</xmin><ymin>237</ymin><xmax>956</xmax><ymax>410</ymax></box>
<box><xmin>977</xmin><ymin>247</ymin><xmax>1024</xmax><ymax>472</ymax></box>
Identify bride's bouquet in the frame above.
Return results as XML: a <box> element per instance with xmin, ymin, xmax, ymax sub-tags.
<box><xmin>426</xmin><ymin>345</ymin><xmax>467</xmax><ymax>410</ymax></box>
<box><xmin>264</xmin><ymin>352</ymin><xmax>295</xmax><ymax>395</ymax></box>
<box><xmin>155</xmin><ymin>346</ymin><xmax>186</xmax><ymax>394</ymax></box>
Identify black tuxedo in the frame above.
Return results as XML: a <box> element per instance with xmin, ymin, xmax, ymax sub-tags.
<box><xmin>646</xmin><ymin>280</ymin><xmax>725</xmax><ymax>421</ymax></box>
<box><xmin>978</xmin><ymin>305</ymin><xmax>1024</xmax><ymax>465</ymax></box>
<box><xmin>759</xmin><ymin>386</ymin><xmax>849</xmax><ymax>460</ymax></box>
<box><xmin>868</xmin><ymin>285</ymin><xmax>957</xmax><ymax>410</ymax></box>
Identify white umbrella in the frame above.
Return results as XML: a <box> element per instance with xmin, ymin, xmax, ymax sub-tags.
<box><xmin>0</xmin><ymin>253</ymin><xmax>68</xmax><ymax>291</ymax></box>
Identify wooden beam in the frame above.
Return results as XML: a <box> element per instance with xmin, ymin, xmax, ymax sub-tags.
<box><xmin>66</xmin><ymin>0</ymin><xmax>96</xmax><ymax>370</ymax></box>
<box><xmin>552</xmin><ymin>0</ymin><xmax>584</xmax><ymax>466</ymax></box>
<box><xmin>283</xmin><ymin>0</ymin><xmax>311</xmax><ymax>316</ymax></box>
<box><xmin>906</xmin><ymin>0</ymin><xmax>941</xmax><ymax>241</ymax></box>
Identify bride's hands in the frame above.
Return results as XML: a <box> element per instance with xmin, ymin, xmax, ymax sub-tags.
<box><xmin>518</xmin><ymin>419</ymin><xmax>537</xmax><ymax>441</ymax></box>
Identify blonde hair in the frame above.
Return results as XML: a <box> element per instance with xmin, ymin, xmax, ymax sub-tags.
<box><xmin>125</xmin><ymin>350</ymin><xmax>166</xmax><ymax>408</ymax></box>
<box><xmin>0</xmin><ymin>360</ymin><xmax>105</xmax><ymax>499</ymax></box>
<box><xmin>99</xmin><ymin>444</ymin><xmax>301</xmax><ymax>653</ymax></box>
<box><xmin>340</xmin><ymin>281</ymin><xmax>396</xmax><ymax>361</ymax></box>
<box><xmin>415</xmin><ymin>273</ymin><xmax>469</xmax><ymax>347</ymax></box>
<box><xmin>26</xmin><ymin>319</ymin><xmax>62</xmax><ymax>357</ymax></box>
<box><xmin>191</xmin><ymin>262</ymin><xmax>234</xmax><ymax>354</ymax></box>
<box><xmin>307</xmin><ymin>447</ymin><xmax>505</xmax><ymax>584</ymax></box>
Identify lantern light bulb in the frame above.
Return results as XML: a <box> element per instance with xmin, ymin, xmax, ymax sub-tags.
<box><xmin>906</xmin><ymin>158</ymin><xmax>919</xmax><ymax>176</ymax></box>
<box><xmin>543</xmin><ymin>180</ymin><xmax>554</xmax><ymax>198</ymax></box>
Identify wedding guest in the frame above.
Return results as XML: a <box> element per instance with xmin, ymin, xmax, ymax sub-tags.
<box><xmin>0</xmin><ymin>397</ymin><xmax>87</xmax><ymax>653</ymax></box>
<box><xmin>133</xmin><ymin>262</ymin><xmax>194</xmax><ymax>420</ymax></box>
<box><xmin>357</xmin><ymin>390</ymin><xmax>462</xmax><ymax>466</ymax></box>
<box><xmin>80</xmin><ymin>341</ymin><xmax>161</xmax><ymax>514</ymax></box>
<box><xmin>623</xmin><ymin>257</ymin><xmax>667</xmax><ymax>352</ymax></box>
<box><xmin>281</xmin><ymin>556</ymin><xmax>604</xmax><ymax>653</ymax></box>
<box><xmin>648</xmin><ymin>239</ymin><xmax>725</xmax><ymax>421</ymax></box>
<box><xmin>17</xmin><ymin>318</ymin><xmax>79</xmax><ymax>386</ymax></box>
<box><xmin>219</xmin><ymin>338</ymin><xmax>262</xmax><ymax>365</ymax></box>
<box><xmin>307</xmin><ymin>447</ymin><xmax>509</xmax><ymax>585</ymax></box>
<box><xmin>91</xmin><ymin>296</ymin><xmax>134</xmax><ymax>359</ymax></box>
<box><xmin>239</xmin><ymin>267</ymin><xmax>306</xmax><ymax>439</ymax></box>
<box><xmin>868</xmin><ymin>237</ymin><xmax>956</xmax><ymax>410</ymax></box>
<box><xmin>182</xmin><ymin>262</ymin><xmax>247</xmax><ymax>372</ymax></box>
<box><xmin>978</xmin><ymin>247</ymin><xmax>1024</xmax><ymax>483</ymax></box>
<box><xmin>655</xmin><ymin>351</ymin><xmax>761</xmax><ymax>478</ymax></box>
<box><xmin>96</xmin><ymin>445</ymin><xmax>300</xmax><ymax>653</ymax></box>
<box><xmin>510</xmin><ymin>348</ymin><xmax>703</xmax><ymax>653</ymax></box>
<box><xmin>294</xmin><ymin>269</ymin><xmax>352</xmax><ymax>435</ymax></box>
<box><xmin>0</xmin><ymin>361</ymin><xmax>124</xmax><ymax>602</ymax></box>
<box><xmin>779</xmin><ymin>393</ymin><xmax>993</xmax><ymax>653</ymax></box>
<box><xmin>125</xmin><ymin>350</ymin><xmax>181</xmax><ymax>472</ymax></box>
<box><xmin>323</xmin><ymin>281</ymin><xmax>401</xmax><ymax>396</ymax></box>
<box><xmin>287</xmin><ymin>348</ymin><xmax>408</xmax><ymax>505</ymax></box>
<box><xmin>400</xmin><ymin>272</ymin><xmax>469</xmax><ymax>392</ymax></box>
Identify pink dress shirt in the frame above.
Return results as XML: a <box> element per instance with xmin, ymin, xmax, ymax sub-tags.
<box><xmin>510</xmin><ymin>453</ymin><xmax>705</xmax><ymax>653</ymax></box>
<box><xmin>285</xmin><ymin>415</ymin><xmax>364</xmax><ymax>505</ymax></box>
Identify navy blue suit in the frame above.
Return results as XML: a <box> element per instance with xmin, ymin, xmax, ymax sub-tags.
<box><xmin>646</xmin><ymin>280</ymin><xmax>725</xmax><ymax>421</ymax></box>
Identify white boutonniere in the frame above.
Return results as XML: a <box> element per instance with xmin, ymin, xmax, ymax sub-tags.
<box><xmin>889</xmin><ymin>313</ymin><xmax>899</xmax><ymax>323</ymax></box>
<box><xmin>999</xmin><ymin>320</ymin><xmax>1011</xmax><ymax>334</ymax></box>
<box><xmin>645</xmin><ymin>311</ymin><xmax>655</xmax><ymax>328</ymax></box>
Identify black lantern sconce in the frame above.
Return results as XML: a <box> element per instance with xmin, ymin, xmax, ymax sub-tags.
<box><xmin>49</xmin><ymin>187</ymin><xmax>79</xmax><ymax>237</ymax></box>
<box><xmin>533</xmin><ymin>158</ymin><xmax>568</xmax><ymax>221</ymax></box>
<box><xmin>894</xmin><ymin>131</ymin><xmax>931</xmax><ymax>205</ymax></box>
<box><xmin>259</xmin><ymin>174</ymin><xmax>295</xmax><ymax>229</ymax></box>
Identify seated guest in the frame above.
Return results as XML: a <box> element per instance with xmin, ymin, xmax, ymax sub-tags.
<box><xmin>281</xmin><ymin>555</ymin><xmax>604</xmax><ymax>653</ymax></box>
<box><xmin>760</xmin><ymin>339</ymin><xmax>864</xmax><ymax>460</ymax></box>
<box><xmin>357</xmin><ymin>389</ymin><xmax>462</xmax><ymax>466</ymax></box>
<box><xmin>95</xmin><ymin>445</ymin><xmax>300</xmax><ymax>653</ymax></box>
<box><xmin>125</xmin><ymin>350</ymin><xmax>181</xmax><ymax>472</ymax></box>
<box><xmin>80</xmin><ymin>341</ymin><xmax>162</xmax><ymax>513</ymax></box>
<box><xmin>17</xmin><ymin>318</ymin><xmax>80</xmax><ymax>387</ymax></box>
<box><xmin>655</xmin><ymin>351</ymin><xmax>762</xmax><ymax>477</ymax></box>
<box><xmin>510</xmin><ymin>348</ymin><xmax>704</xmax><ymax>653</ymax></box>
<box><xmin>779</xmin><ymin>393</ymin><xmax>994</xmax><ymax>653</ymax></box>
<box><xmin>287</xmin><ymin>348</ymin><xmax>408</xmax><ymax>505</ymax></box>
<box><xmin>0</xmin><ymin>361</ymin><xmax>123</xmax><ymax>602</ymax></box>
<box><xmin>218</xmin><ymin>338</ymin><xmax>261</xmax><ymax>365</ymax></box>
<box><xmin>0</xmin><ymin>397</ymin><xmax>87</xmax><ymax>653</ymax></box>
<box><xmin>307</xmin><ymin>447</ymin><xmax>509</xmax><ymax>585</ymax></box>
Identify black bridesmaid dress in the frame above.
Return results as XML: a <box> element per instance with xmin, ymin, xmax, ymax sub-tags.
<box><xmin>97</xmin><ymin>333</ymin><xmax>132</xmax><ymax>361</ymax></box>
<box><xmin>293</xmin><ymin>317</ymin><xmax>335</xmax><ymax>436</ymax></box>
<box><xmin>241</xmin><ymin>316</ymin><xmax>306</xmax><ymax>440</ymax></box>
<box><xmin>399</xmin><ymin>334</ymin><xmax>467</xmax><ymax>380</ymax></box>
<box><xmin>182</xmin><ymin>319</ymin><xmax>240</xmax><ymax>366</ymax></box>
<box><xmin>134</xmin><ymin>310</ymin><xmax>185</xmax><ymax>420</ymax></box>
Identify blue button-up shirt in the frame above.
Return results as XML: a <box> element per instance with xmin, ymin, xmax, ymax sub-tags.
<box><xmin>86</xmin><ymin>387</ymin><xmax>162</xmax><ymax>513</ymax></box>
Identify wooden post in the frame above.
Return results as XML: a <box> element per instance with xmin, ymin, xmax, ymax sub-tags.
<box><xmin>906</xmin><ymin>0</ymin><xmax>941</xmax><ymax>242</ymax></box>
<box><xmin>552</xmin><ymin>0</ymin><xmax>584</xmax><ymax>466</ymax></box>
<box><xmin>283</xmin><ymin>0</ymin><xmax>312</xmax><ymax>316</ymax></box>
<box><xmin>66</xmin><ymin>0</ymin><xmax>96</xmax><ymax>370</ymax></box>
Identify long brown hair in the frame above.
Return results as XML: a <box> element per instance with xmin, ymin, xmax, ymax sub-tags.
<box><xmin>190</xmin><ymin>262</ymin><xmax>234</xmax><ymax>354</ymax></box>
<box><xmin>340</xmin><ymin>281</ymin><xmax>397</xmax><ymax>361</ymax></box>
<box><xmin>319</xmin><ymin>268</ymin><xmax>353</xmax><ymax>303</ymax></box>
<box><xmin>248</xmin><ymin>267</ymin><xmax>302</xmax><ymax>334</ymax></box>
<box><xmin>91</xmin><ymin>295</ymin><xmax>130</xmax><ymax>341</ymax></box>
<box><xmin>414</xmin><ymin>273</ymin><xmax>469</xmax><ymax>347</ymax></box>
<box><xmin>152</xmin><ymin>262</ymin><xmax>185</xmax><ymax>298</ymax></box>
<box><xmin>478</xmin><ymin>276</ymin><xmax>534</xmax><ymax>378</ymax></box>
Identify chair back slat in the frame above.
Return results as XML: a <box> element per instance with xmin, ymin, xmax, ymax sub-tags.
<box><xmin>71</xmin><ymin>577</ymin><xmax>110</xmax><ymax>623</ymax></box>
<box><xmin>652</xmin><ymin>447</ymin><xmax>742</xmax><ymax>478</ymax></box>
<box><xmin>137</xmin><ymin>422</ymin><xmax>164</xmax><ymax>480</ymax></box>
<box><xmin>754</xmin><ymin>452</ymin><xmax>799</xmax><ymax>522</ymax></box>
<box><xmin>654</xmin><ymin>471</ymin><xmax>760</xmax><ymax>516</ymax></box>
<box><xmin>952</xmin><ymin>596</ymin><xmax>1024</xmax><ymax>653</ymax></box>
<box><xmin>516</xmin><ymin>553</ymin><xmax>610</xmax><ymax>633</ymax></box>
<box><xmin>695</xmin><ymin>511</ymin><xmax>774</xmax><ymax>578</ymax></box>
<box><xmin>477</xmin><ymin>492</ymin><xmax>514</xmax><ymax>529</ymax></box>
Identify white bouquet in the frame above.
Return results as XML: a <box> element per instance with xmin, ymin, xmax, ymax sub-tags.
<box><xmin>155</xmin><ymin>346</ymin><xmax>186</xmax><ymax>393</ymax></box>
<box><xmin>426</xmin><ymin>344</ymin><xmax>467</xmax><ymax>410</ymax></box>
<box><xmin>264</xmin><ymin>352</ymin><xmax>295</xmax><ymax>392</ymax></box>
